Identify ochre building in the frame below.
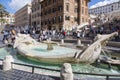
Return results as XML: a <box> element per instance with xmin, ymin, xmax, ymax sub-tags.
<box><xmin>32</xmin><ymin>0</ymin><xmax>90</xmax><ymax>31</ymax></box>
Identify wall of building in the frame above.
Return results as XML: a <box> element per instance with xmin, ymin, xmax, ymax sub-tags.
<box><xmin>39</xmin><ymin>0</ymin><xmax>89</xmax><ymax>31</ymax></box>
<box><xmin>15</xmin><ymin>4</ymin><xmax>31</xmax><ymax>27</ymax></box>
<box><xmin>31</xmin><ymin>0</ymin><xmax>41</xmax><ymax>30</ymax></box>
<box><xmin>0</xmin><ymin>13</ymin><xmax>15</xmax><ymax>26</ymax></box>
<box><xmin>63</xmin><ymin>0</ymin><xmax>77</xmax><ymax>30</ymax></box>
<box><xmin>89</xmin><ymin>1</ymin><xmax>120</xmax><ymax>15</ymax></box>
<box><xmin>40</xmin><ymin>0</ymin><xmax>64</xmax><ymax>31</ymax></box>
<box><xmin>15</xmin><ymin>0</ymin><xmax>89</xmax><ymax>31</ymax></box>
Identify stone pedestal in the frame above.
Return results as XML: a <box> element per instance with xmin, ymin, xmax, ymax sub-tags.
<box><xmin>47</xmin><ymin>43</ymin><xmax>53</xmax><ymax>50</ymax></box>
<box><xmin>47</xmin><ymin>38</ymin><xmax>51</xmax><ymax>42</ymax></box>
<box><xmin>3</xmin><ymin>55</ymin><xmax>14</xmax><ymax>71</ymax></box>
<box><xmin>61</xmin><ymin>39</ymin><xmax>64</xmax><ymax>44</ymax></box>
<box><xmin>60</xmin><ymin>63</ymin><xmax>73</xmax><ymax>80</ymax></box>
<box><xmin>49</xmin><ymin>38</ymin><xmax>51</xmax><ymax>41</ymax></box>
<box><xmin>77</xmin><ymin>39</ymin><xmax>81</xmax><ymax>45</ymax></box>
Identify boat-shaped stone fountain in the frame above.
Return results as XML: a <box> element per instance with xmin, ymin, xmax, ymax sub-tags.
<box><xmin>13</xmin><ymin>32</ymin><xmax>118</xmax><ymax>64</ymax></box>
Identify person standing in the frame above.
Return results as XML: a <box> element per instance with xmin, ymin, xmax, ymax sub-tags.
<box><xmin>77</xmin><ymin>31</ymin><xmax>80</xmax><ymax>39</ymax></box>
<box><xmin>11</xmin><ymin>29</ymin><xmax>16</xmax><ymax>43</ymax></box>
<box><xmin>2</xmin><ymin>30</ymin><xmax>8</xmax><ymax>42</ymax></box>
<box><xmin>63</xmin><ymin>31</ymin><xmax>66</xmax><ymax>38</ymax></box>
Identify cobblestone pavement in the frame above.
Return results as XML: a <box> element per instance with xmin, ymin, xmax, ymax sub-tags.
<box><xmin>0</xmin><ymin>68</ymin><xmax>119</xmax><ymax>80</ymax></box>
<box><xmin>0</xmin><ymin>69</ymin><xmax>60</xmax><ymax>80</ymax></box>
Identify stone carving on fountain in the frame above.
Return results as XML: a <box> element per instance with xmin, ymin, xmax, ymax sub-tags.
<box><xmin>13</xmin><ymin>32</ymin><xmax>118</xmax><ymax>64</ymax></box>
<box><xmin>13</xmin><ymin>33</ymin><xmax>39</xmax><ymax>48</ymax></box>
<box><xmin>74</xmin><ymin>32</ymin><xmax>118</xmax><ymax>63</ymax></box>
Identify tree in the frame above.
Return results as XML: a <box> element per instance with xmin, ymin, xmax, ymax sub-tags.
<box><xmin>0</xmin><ymin>4</ymin><xmax>9</xmax><ymax>26</ymax></box>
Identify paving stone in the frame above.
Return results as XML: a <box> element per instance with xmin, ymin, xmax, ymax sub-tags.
<box><xmin>0</xmin><ymin>69</ymin><xmax>60</xmax><ymax>80</ymax></box>
<box><xmin>0</xmin><ymin>68</ymin><xmax>119</xmax><ymax>80</ymax></box>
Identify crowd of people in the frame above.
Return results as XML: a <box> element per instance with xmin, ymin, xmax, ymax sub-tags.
<box><xmin>1</xmin><ymin>22</ymin><xmax>120</xmax><ymax>44</ymax></box>
<box><xmin>1</xmin><ymin>27</ymin><xmax>69</xmax><ymax>44</ymax></box>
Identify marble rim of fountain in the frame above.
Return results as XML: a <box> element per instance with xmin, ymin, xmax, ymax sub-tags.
<box><xmin>17</xmin><ymin>43</ymin><xmax>78</xmax><ymax>57</ymax></box>
<box><xmin>15</xmin><ymin>41</ymin><xmax>82</xmax><ymax>63</ymax></box>
<box><xmin>17</xmin><ymin>47</ymin><xmax>77</xmax><ymax>63</ymax></box>
<box><xmin>14</xmin><ymin>32</ymin><xmax>118</xmax><ymax>64</ymax></box>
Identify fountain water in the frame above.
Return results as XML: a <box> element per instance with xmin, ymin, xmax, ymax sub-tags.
<box><xmin>0</xmin><ymin>46</ymin><xmax>119</xmax><ymax>77</ymax></box>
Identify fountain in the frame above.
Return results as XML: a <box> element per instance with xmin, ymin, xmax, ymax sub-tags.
<box><xmin>0</xmin><ymin>32</ymin><xmax>119</xmax><ymax>77</ymax></box>
<box><xmin>47</xmin><ymin>43</ymin><xmax>54</xmax><ymax>50</ymax></box>
<box><xmin>13</xmin><ymin>32</ymin><xmax>118</xmax><ymax>64</ymax></box>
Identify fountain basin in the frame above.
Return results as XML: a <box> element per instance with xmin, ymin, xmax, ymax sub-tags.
<box><xmin>17</xmin><ymin>44</ymin><xmax>79</xmax><ymax>63</ymax></box>
<box><xmin>0</xmin><ymin>47</ymin><xmax>120</xmax><ymax>76</ymax></box>
<box><xmin>14</xmin><ymin>32</ymin><xmax>118</xmax><ymax>64</ymax></box>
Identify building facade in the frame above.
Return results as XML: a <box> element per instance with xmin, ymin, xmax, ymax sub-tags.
<box><xmin>15</xmin><ymin>4</ymin><xmax>31</xmax><ymax>27</ymax></box>
<box><xmin>0</xmin><ymin>13</ymin><xmax>15</xmax><ymax>26</ymax></box>
<box><xmin>89</xmin><ymin>0</ymin><xmax>120</xmax><ymax>15</ymax></box>
<box><xmin>32</xmin><ymin>0</ymin><xmax>89</xmax><ymax>31</ymax></box>
<box><xmin>31</xmin><ymin>0</ymin><xmax>41</xmax><ymax>30</ymax></box>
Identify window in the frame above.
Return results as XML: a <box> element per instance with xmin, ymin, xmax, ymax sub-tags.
<box><xmin>48</xmin><ymin>19</ymin><xmax>51</xmax><ymax>24</ymax></box>
<box><xmin>41</xmin><ymin>12</ymin><xmax>43</xmax><ymax>16</ymax></box>
<box><xmin>47</xmin><ymin>0</ymin><xmax>51</xmax><ymax>5</ymax></box>
<box><xmin>86</xmin><ymin>19</ymin><xmax>88</xmax><ymax>22</ymax></box>
<box><xmin>82</xmin><ymin>18</ymin><xmax>84</xmax><ymax>22</ymax></box>
<box><xmin>85</xmin><ymin>8</ymin><xmax>88</xmax><ymax>15</ymax></box>
<box><xmin>82</xmin><ymin>0</ymin><xmax>84</xmax><ymax>5</ymax></box>
<box><xmin>41</xmin><ymin>4</ymin><xmax>43</xmax><ymax>8</ymax></box>
<box><xmin>58</xmin><ymin>5</ymin><xmax>63</xmax><ymax>11</ymax></box>
<box><xmin>111</xmin><ymin>5</ymin><xmax>113</xmax><ymax>11</ymax></box>
<box><xmin>37</xmin><ymin>21</ymin><xmax>39</xmax><ymax>25</ymax></box>
<box><xmin>45</xmin><ymin>20</ymin><xmax>47</xmax><ymax>25</ymax></box>
<box><xmin>82</xmin><ymin>7</ymin><xmax>84</xmax><ymax>14</ymax></box>
<box><xmin>44</xmin><ymin>11</ymin><xmax>47</xmax><ymax>15</ymax></box>
<box><xmin>58</xmin><ymin>16</ymin><xmax>63</xmax><ymax>22</ymax></box>
<box><xmin>52</xmin><ymin>18</ymin><xmax>56</xmax><ymax>24</ymax></box>
<box><xmin>37</xmin><ymin>6</ymin><xmax>40</xmax><ymax>10</ymax></box>
<box><xmin>74</xmin><ymin>17</ymin><xmax>78</xmax><ymax>21</ymax></box>
<box><xmin>44</xmin><ymin>1</ymin><xmax>46</xmax><ymax>6</ymax></box>
<box><xmin>48</xmin><ymin>9</ymin><xmax>51</xmax><ymax>14</ymax></box>
<box><xmin>54</xmin><ymin>17</ymin><xmax>56</xmax><ymax>23</ymax></box>
<box><xmin>52</xmin><ymin>8</ymin><xmax>56</xmax><ymax>13</ymax></box>
<box><xmin>85</xmin><ymin>0</ymin><xmax>87</xmax><ymax>6</ymax></box>
<box><xmin>66</xmin><ymin>3</ymin><xmax>69</xmax><ymax>12</ymax></box>
<box><xmin>53</xmin><ymin>0</ymin><xmax>56</xmax><ymax>3</ymax></box>
<box><xmin>75</xmin><ymin>0</ymin><xmax>78</xmax><ymax>3</ymax></box>
<box><xmin>65</xmin><ymin>16</ymin><xmax>70</xmax><ymax>20</ymax></box>
<box><xmin>37</xmin><ymin>13</ymin><xmax>39</xmax><ymax>17</ymax></box>
<box><xmin>74</xmin><ymin>6</ymin><xmax>78</xmax><ymax>13</ymax></box>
